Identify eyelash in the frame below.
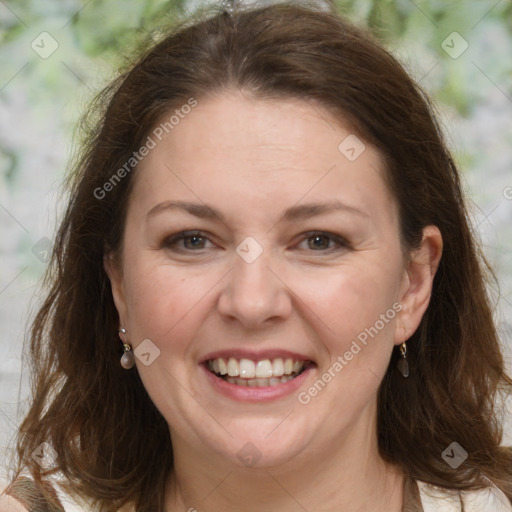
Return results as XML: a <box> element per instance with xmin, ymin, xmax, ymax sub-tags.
<box><xmin>162</xmin><ymin>230</ymin><xmax>349</xmax><ymax>254</ymax></box>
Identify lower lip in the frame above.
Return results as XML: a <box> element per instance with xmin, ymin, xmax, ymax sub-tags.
<box><xmin>201</xmin><ymin>363</ymin><xmax>315</xmax><ymax>402</ymax></box>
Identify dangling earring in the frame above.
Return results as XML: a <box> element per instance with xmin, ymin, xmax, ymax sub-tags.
<box><xmin>118</xmin><ymin>327</ymin><xmax>135</xmax><ymax>369</ymax></box>
<box><xmin>397</xmin><ymin>342</ymin><xmax>409</xmax><ymax>378</ymax></box>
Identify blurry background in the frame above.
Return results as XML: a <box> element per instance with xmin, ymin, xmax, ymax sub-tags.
<box><xmin>1</xmin><ymin>0</ymin><xmax>511</xmax><ymax>471</ymax></box>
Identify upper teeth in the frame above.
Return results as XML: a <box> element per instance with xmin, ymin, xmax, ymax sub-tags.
<box><xmin>207</xmin><ymin>357</ymin><xmax>305</xmax><ymax>379</ymax></box>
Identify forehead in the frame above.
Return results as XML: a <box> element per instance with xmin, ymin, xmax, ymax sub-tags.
<box><xmin>130</xmin><ymin>90</ymin><xmax>396</xmax><ymax>224</ymax></box>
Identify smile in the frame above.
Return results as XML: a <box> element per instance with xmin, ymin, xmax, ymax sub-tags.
<box><xmin>206</xmin><ymin>357</ymin><xmax>311</xmax><ymax>387</ymax></box>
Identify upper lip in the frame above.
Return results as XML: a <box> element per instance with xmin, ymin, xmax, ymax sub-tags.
<box><xmin>200</xmin><ymin>349</ymin><xmax>314</xmax><ymax>364</ymax></box>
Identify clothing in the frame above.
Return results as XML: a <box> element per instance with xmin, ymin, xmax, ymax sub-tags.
<box><xmin>1</xmin><ymin>474</ymin><xmax>512</xmax><ymax>511</ymax></box>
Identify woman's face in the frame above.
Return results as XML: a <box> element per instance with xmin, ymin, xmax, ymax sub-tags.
<box><xmin>106</xmin><ymin>90</ymin><xmax>434</xmax><ymax>469</ymax></box>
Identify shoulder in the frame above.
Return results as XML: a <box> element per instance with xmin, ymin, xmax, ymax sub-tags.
<box><xmin>1</xmin><ymin>474</ymin><xmax>65</xmax><ymax>512</ymax></box>
<box><xmin>0</xmin><ymin>494</ymin><xmax>29</xmax><ymax>512</ymax></box>
<box><xmin>1</xmin><ymin>475</ymin><xmax>134</xmax><ymax>512</ymax></box>
<box><xmin>417</xmin><ymin>479</ymin><xmax>512</xmax><ymax>511</ymax></box>
<box><xmin>0</xmin><ymin>477</ymin><xmax>28</xmax><ymax>511</ymax></box>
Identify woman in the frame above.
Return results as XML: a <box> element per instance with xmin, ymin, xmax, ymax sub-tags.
<box><xmin>1</xmin><ymin>1</ymin><xmax>511</xmax><ymax>510</ymax></box>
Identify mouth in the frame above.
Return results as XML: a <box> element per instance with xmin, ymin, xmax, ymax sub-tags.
<box><xmin>205</xmin><ymin>357</ymin><xmax>314</xmax><ymax>387</ymax></box>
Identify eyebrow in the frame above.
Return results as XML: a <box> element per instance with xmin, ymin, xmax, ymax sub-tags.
<box><xmin>145</xmin><ymin>199</ymin><xmax>369</xmax><ymax>224</ymax></box>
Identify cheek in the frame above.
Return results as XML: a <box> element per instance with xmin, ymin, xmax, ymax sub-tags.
<box><xmin>125</xmin><ymin>258</ymin><xmax>218</xmax><ymax>349</ymax></box>
<box><xmin>290</xmin><ymin>264</ymin><xmax>402</xmax><ymax>422</ymax></box>
<box><xmin>299</xmin><ymin>259</ymin><xmax>402</xmax><ymax>346</ymax></box>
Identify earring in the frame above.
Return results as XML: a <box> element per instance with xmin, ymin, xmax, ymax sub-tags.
<box><xmin>397</xmin><ymin>342</ymin><xmax>409</xmax><ymax>378</ymax></box>
<box><xmin>118</xmin><ymin>327</ymin><xmax>135</xmax><ymax>369</ymax></box>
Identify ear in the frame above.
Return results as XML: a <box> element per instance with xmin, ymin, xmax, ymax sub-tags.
<box><xmin>394</xmin><ymin>225</ymin><xmax>443</xmax><ymax>345</ymax></box>
<box><xmin>104</xmin><ymin>252</ymin><xmax>128</xmax><ymax>324</ymax></box>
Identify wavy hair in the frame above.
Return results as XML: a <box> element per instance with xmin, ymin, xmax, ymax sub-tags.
<box><xmin>7</xmin><ymin>2</ymin><xmax>512</xmax><ymax>510</ymax></box>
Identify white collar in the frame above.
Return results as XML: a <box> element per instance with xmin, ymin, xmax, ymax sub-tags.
<box><xmin>417</xmin><ymin>479</ymin><xmax>512</xmax><ymax>511</ymax></box>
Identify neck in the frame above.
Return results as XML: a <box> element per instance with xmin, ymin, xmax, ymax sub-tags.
<box><xmin>164</xmin><ymin>406</ymin><xmax>404</xmax><ymax>511</ymax></box>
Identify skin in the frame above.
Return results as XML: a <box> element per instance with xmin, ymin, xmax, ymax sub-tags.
<box><xmin>105</xmin><ymin>89</ymin><xmax>443</xmax><ymax>511</ymax></box>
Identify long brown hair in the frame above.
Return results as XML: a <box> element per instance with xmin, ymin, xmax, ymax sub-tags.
<box><xmin>8</xmin><ymin>1</ymin><xmax>512</xmax><ymax>510</ymax></box>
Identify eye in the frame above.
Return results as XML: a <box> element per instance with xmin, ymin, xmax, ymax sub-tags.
<box><xmin>297</xmin><ymin>231</ymin><xmax>349</xmax><ymax>252</ymax></box>
<box><xmin>162</xmin><ymin>231</ymin><xmax>214</xmax><ymax>251</ymax></box>
<box><xmin>161</xmin><ymin>230</ymin><xmax>349</xmax><ymax>254</ymax></box>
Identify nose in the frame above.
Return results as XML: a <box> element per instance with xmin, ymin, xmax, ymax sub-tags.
<box><xmin>217</xmin><ymin>242</ymin><xmax>292</xmax><ymax>329</ymax></box>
